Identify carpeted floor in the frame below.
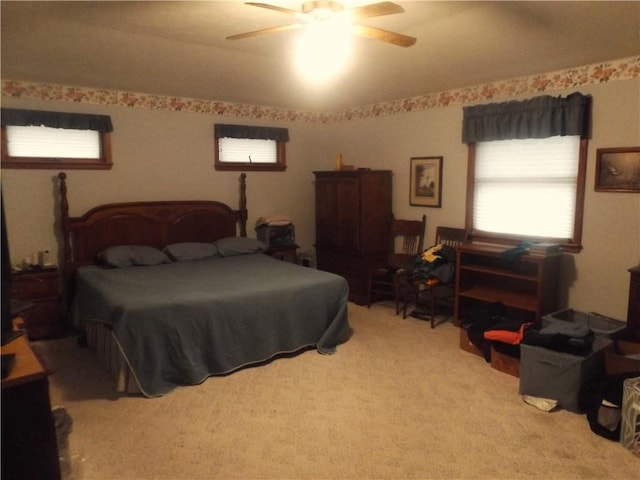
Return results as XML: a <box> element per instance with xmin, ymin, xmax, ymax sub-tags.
<box><xmin>38</xmin><ymin>302</ymin><xmax>638</xmax><ymax>480</ymax></box>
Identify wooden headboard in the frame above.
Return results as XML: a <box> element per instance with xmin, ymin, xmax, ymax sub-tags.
<box><xmin>58</xmin><ymin>172</ymin><xmax>248</xmax><ymax>277</ymax></box>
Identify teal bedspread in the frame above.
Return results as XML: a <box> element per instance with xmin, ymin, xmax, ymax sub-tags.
<box><xmin>73</xmin><ymin>253</ymin><xmax>351</xmax><ymax>396</ymax></box>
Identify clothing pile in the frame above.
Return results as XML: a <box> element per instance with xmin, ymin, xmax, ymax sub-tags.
<box><xmin>409</xmin><ymin>243</ymin><xmax>457</xmax><ymax>285</ymax></box>
<box><xmin>461</xmin><ymin>301</ymin><xmax>595</xmax><ymax>362</ymax></box>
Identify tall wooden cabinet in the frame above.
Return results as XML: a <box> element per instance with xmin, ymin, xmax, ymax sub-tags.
<box><xmin>314</xmin><ymin>170</ymin><xmax>392</xmax><ymax>305</ymax></box>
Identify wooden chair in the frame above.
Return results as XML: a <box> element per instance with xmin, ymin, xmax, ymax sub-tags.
<box><xmin>402</xmin><ymin>226</ymin><xmax>467</xmax><ymax>328</ymax></box>
<box><xmin>367</xmin><ymin>215</ymin><xmax>426</xmax><ymax>314</ymax></box>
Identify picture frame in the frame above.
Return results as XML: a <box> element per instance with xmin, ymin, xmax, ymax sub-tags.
<box><xmin>595</xmin><ymin>147</ymin><xmax>640</xmax><ymax>192</ymax></box>
<box><xmin>410</xmin><ymin>156</ymin><xmax>443</xmax><ymax>207</ymax></box>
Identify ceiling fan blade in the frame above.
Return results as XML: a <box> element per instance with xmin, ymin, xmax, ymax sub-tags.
<box><xmin>245</xmin><ymin>2</ymin><xmax>299</xmax><ymax>16</ymax></box>
<box><xmin>226</xmin><ymin>23</ymin><xmax>303</xmax><ymax>41</ymax></box>
<box><xmin>349</xmin><ymin>2</ymin><xmax>404</xmax><ymax>20</ymax></box>
<box><xmin>351</xmin><ymin>24</ymin><xmax>416</xmax><ymax>47</ymax></box>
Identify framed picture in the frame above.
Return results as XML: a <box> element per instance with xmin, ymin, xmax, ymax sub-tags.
<box><xmin>410</xmin><ymin>156</ymin><xmax>443</xmax><ymax>207</ymax></box>
<box><xmin>595</xmin><ymin>147</ymin><xmax>640</xmax><ymax>192</ymax></box>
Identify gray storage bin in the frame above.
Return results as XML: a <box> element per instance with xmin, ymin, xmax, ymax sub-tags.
<box><xmin>519</xmin><ymin>337</ymin><xmax>612</xmax><ymax>413</ymax></box>
<box><xmin>541</xmin><ymin>309</ymin><xmax>626</xmax><ymax>338</ymax></box>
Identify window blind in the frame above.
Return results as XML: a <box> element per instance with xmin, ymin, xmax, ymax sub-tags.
<box><xmin>217</xmin><ymin>137</ymin><xmax>277</xmax><ymax>164</ymax></box>
<box><xmin>6</xmin><ymin>125</ymin><xmax>101</xmax><ymax>159</ymax></box>
<box><xmin>474</xmin><ymin>136</ymin><xmax>580</xmax><ymax>239</ymax></box>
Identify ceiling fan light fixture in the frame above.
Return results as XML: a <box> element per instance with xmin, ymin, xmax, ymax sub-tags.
<box><xmin>294</xmin><ymin>20</ymin><xmax>352</xmax><ymax>85</ymax></box>
<box><xmin>230</xmin><ymin>2</ymin><xmax>416</xmax><ymax>47</ymax></box>
<box><xmin>301</xmin><ymin>1</ymin><xmax>343</xmax><ymax>21</ymax></box>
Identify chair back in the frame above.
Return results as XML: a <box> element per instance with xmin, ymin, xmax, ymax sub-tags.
<box><xmin>434</xmin><ymin>226</ymin><xmax>467</xmax><ymax>248</ymax></box>
<box><xmin>388</xmin><ymin>215</ymin><xmax>426</xmax><ymax>268</ymax></box>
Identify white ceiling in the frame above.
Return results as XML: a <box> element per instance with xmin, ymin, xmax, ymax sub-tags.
<box><xmin>1</xmin><ymin>1</ymin><xmax>639</xmax><ymax>112</ymax></box>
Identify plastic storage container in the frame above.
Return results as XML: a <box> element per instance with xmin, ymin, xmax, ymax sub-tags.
<box><xmin>541</xmin><ymin>309</ymin><xmax>626</xmax><ymax>338</ymax></box>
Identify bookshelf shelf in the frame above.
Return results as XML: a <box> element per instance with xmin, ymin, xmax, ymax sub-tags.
<box><xmin>458</xmin><ymin>285</ymin><xmax>539</xmax><ymax>311</ymax></box>
<box><xmin>454</xmin><ymin>242</ymin><xmax>562</xmax><ymax>325</ymax></box>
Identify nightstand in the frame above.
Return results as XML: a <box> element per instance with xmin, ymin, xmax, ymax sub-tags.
<box><xmin>266</xmin><ymin>245</ymin><xmax>299</xmax><ymax>263</ymax></box>
<box><xmin>11</xmin><ymin>267</ymin><xmax>62</xmax><ymax>340</ymax></box>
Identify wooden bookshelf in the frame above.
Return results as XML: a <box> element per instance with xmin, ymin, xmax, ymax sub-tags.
<box><xmin>454</xmin><ymin>242</ymin><xmax>562</xmax><ymax>326</ymax></box>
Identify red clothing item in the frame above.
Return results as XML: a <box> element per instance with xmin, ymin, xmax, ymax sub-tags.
<box><xmin>484</xmin><ymin>322</ymin><xmax>534</xmax><ymax>345</ymax></box>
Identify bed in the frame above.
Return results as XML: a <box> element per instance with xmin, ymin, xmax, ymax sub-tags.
<box><xmin>57</xmin><ymin>172</ymin><xmax>351</xmax><ymax>397</ymax></box>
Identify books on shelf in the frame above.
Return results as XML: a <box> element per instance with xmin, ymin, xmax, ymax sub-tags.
<box><xmin>528</xmin><ymin>242</ymin><xmax>563</xmax><ymax>254</ymax></box>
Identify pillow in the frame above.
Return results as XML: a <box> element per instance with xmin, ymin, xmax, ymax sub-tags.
<box><xmin>163</xmin><ymin>242</ymin><xmax>219</xmax><ymax>262</ymax></box>
<box><xmin>98</xmin><ymin>245</ymin><xmax>171</xmax><ymax>268</ymax></box>
<box><xmin>214</xmin><ymin>236</ymin><xmax>266</xmax><ymax>256</ymax></box>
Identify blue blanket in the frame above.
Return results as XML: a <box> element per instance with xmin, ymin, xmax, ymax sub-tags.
<box><xmin>73</xmin><ymin>253</ymin><xmax>351</xmax><ymax>396</ymax></box>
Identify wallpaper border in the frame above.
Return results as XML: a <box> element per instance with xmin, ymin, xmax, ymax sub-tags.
<box><xmin>2</xmin><ymin>56</ymin><xmax>638</xmax><ymax>123</ymax></box>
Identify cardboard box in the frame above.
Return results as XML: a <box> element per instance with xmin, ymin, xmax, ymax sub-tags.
<box><xmin>605</xmin><ymin>340</ymin><xmax>640</xmax><ymax>375</ymax></box>
<box><xmin>459</xmin><ymin>328</ymin><xmax>486</xmax><ymax>359</ymax></box>
<box><xmin>491</xmin><ymin>345</ymin><xmax>520</xmax><ymax>378</ymax></box>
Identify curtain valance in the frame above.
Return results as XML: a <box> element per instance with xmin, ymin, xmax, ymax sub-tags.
<box><xmin>215</xmin><ymin>124</ymin><xmax>289</xmax><ymax>142</ymax></box>
<box><xmin>462</xmin><ymin>92</ymin><xmax>591</xmax><ymax>143</ymax></box>
<box><xmin>1</xmin><ymin>108</ymin><xmax>113</xmax><ymax>133</ymax></box>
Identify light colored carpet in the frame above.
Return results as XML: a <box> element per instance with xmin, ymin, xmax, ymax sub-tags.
<box><xmin>38</xmin><ymin>302</ymin><xmax>638</xmax><ymax>480</ymax></box>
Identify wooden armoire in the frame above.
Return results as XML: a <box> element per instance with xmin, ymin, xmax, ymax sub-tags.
<box><xmin>313</xmin><ymin>170</ymin><xmax>392</xmax><ymax>305</ymax></box>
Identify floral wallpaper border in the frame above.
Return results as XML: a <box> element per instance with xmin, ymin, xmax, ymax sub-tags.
<box><xmin>2</xmin><ymin>56</ymin><xmax>638</xmax><ymax>123</ymax></box>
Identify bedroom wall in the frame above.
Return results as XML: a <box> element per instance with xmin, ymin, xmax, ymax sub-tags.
<box><xmin>1</xmin><ymin>78</ymin><xmax>639</xmax><ymax>322</ymax></box>
<box><xmin>0</xmin><ymin>97</ymin><xmax>335</xmax><ymax>266</ymax></box>
<box><xmin>322</xmin><ymin>79</ymin><xmax>640</xmax><ymax>321</ymax></box>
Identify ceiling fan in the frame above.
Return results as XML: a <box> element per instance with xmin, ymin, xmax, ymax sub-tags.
<box><xmin>226</xmin><ymin>1</ymin><xmax>417</xmax><ymax>47</ymax></box>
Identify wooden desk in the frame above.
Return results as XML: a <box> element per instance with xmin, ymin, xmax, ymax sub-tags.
<box><xmin>2</xmin><ymin>333</ymin><xmax>45</xmax><ymax>386</ymax></box>
<box><xmin>1</xmin><ymin>333</ymin><xmax>61</xmax><ymax>480</ymax></box>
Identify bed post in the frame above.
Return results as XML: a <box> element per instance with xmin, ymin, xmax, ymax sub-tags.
<box><xmin>239</xmin><ymin>173</ymin><xmax>247</xmax><ymax>237</ymax></box>
<box><xmin>58</xmin><ymin>172</ymin><xmax>74</xmax><ymax>304</ymax></box>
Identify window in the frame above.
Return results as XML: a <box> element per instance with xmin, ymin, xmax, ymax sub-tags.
<box><xmin>214</xmin><ymin>123</ymin><xmax>288</xmax><ymax>171</ymax></box>
<box><xmin>469</xmin><ymin>136</ymin><xmax>587</xmax><ymax>250</ymax></box>
<box><xmin>462</xmin><ymin>93</ymin><xmax>590</xmax><ymax>253</ymax></box>
<box><xmin>1</xmin><ymin>108</ymin><xmax>113</xmax><ymax>170</ymax></box>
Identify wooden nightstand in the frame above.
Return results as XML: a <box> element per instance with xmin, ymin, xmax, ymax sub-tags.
<box><xmin>266</xmin><ymin>245</ymin><xmax>299</xmax><ymax>263</ymax></box>
<box><xmin>11</xmin><ymin>267</ymin><xmax>62</xmax><ymax>340</ymax></box>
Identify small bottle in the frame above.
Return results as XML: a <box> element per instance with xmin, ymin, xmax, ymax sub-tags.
<box><xmin>335</xmin><ymin>153</ymin><xmax>343</xmax><ymax>170</ymax></box>
<box><xmin>38</xmin><ymin>250</ymin><xmax>50</xmax><ymax>266</ymax></box>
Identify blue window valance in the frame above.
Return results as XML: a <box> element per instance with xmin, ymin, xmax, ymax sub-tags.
<box><xmin>1</xmin><ymin>108</ymin><xmax>113</xmax><ymax>133</ymax></box>
<box><xmin>462</xmin><ymin>92</ymin><xmax>591</xmax><ymax>143</ymax></box>
<box><xmin>215</xmin><ymin>123</ymin><xmax>289</xmax><ymax>142</ymax></box>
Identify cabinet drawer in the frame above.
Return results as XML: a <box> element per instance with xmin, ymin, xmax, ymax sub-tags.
<box><xmin>11</xmin><ymin>273</ymin><xmax>59</xmax><ymax>300</ymax></box>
